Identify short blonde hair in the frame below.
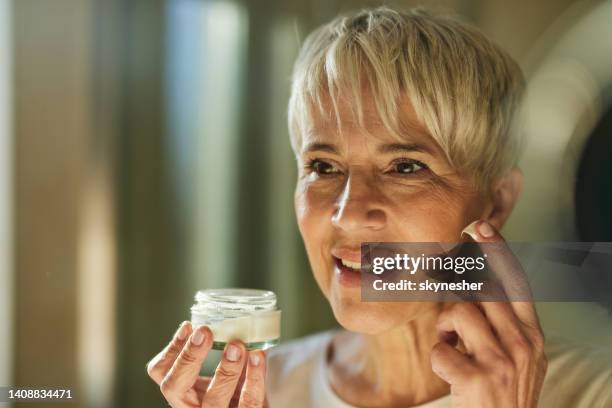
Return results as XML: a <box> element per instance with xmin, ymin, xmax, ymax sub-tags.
<box><xmin>288</xmin><ymin>6</ymin><xmax>525</xmax><ymax>192</ymax></box>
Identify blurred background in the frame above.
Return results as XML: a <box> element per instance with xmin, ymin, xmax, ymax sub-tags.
<box><xmin>1</xmin><ymin>0</ymin><xmax>612</xmax><ymax>407</ymax></box>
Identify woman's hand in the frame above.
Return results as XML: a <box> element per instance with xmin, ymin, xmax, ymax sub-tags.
<box><xmin>430</xmin><ymin>221</ymin><xmax>548</xmax><ymax>408</ymax></box>
<box><xmin>146</xmin><ymin>322</ymin><xmax>268</xmax><ymax>408</ymax></box>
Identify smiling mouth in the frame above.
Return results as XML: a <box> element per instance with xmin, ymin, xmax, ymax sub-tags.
<box><xmin>333</xmin><ymin>256</ymin><xmax>359</xmax><ymax>272</ymax></box>
<box><xmin>332</xmin><ymin>256</ymin><xmax>374</xmax><ymax>273</ymax></box>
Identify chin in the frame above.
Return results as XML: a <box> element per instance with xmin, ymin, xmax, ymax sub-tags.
<box><xmin>328</xmin><ymin>290</ymin><xmax>424</xmax><ymax>334</ymax></box>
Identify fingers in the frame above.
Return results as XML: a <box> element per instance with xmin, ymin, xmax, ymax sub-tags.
<box><xmin>430</xmin><ymin>341</ymin><xmax>474</xmax><ymax>384</ymax></box>
<box><xmin>202</xmin><ymin>341</ymin><xmax>248</xmax><ymax>408</ymax></box>
<box><xmin>478</xmin><ymin>301</ymin><xmax>527</xmax><ymax>352</ymax></box>
<box><xmin>147</xmin><ymin>321</ymin><xmax>193</xmax><ymax>384</ymax></box>
<box><xmin>437</xmin><ymin>303</ymin><xmax>501</xmax><ymax>358</ymax></box>
<box><xmin>462</xmin><ymin>220</ymin><xmax>539</xmax><ymax>327</ymax></box>
<box><xmin>464</xmin><ymin>221</ymin><xmax>548</xmax><ymax>407</ymax></box>
<box><xmin>238</xmin><ymin>350</ymin><xmax>267</xmax><ymax>408</ymax></box>
<box><xmin>478</xmin><ymin>299</ymin><xmax>546</xmax><ymax>355</ymax></box>
<box><xmin>160</xmin><ymin>325</ymin><xmax>214</xmax><ymax>404</ymax></box>
<box><xmin>478</xmin><ymin>301</ymin><xmax>547</xmax><ymax>407</ymax></box>
<box><xmin>433</xmin><ymin>303</ymin><xmax>519</xmax><ymax>404</ymax></box>
<box><xmin>431</xmin><ymin>339</ymin><xmax>519</xmax><ymax>408</ymax></box>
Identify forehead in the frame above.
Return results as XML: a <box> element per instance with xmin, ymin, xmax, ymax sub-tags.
<box><xmin>300</xmin><ymin>94</ymin><xmax>438</xmax><ymax>152</ymax></box>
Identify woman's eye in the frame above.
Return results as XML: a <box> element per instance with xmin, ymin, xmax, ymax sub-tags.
<box><xmin>391</xmin><ymin>160</ymin><xmax>428</xmax><ymax>175</ymax></box>
<box><xmin>307</xmin><ymin>159</ymin><xmax>340</xmax><ymax>175</ymax></box>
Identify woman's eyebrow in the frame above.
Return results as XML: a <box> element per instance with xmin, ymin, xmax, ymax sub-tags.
<box><xmin>377</xmin><ymin>142</ymin><xmax>434</xmax><ymax>155</ymax></box>
<box><xmin>302</xmin><ymin>142</ymin><xmax>338</xmax><ymax>154</ymax></box>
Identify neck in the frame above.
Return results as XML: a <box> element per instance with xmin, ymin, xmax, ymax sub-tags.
<box><xmin>328</xmin><ymin>304</ymin><xmax>450</xmax><ymax>407</ymax></box>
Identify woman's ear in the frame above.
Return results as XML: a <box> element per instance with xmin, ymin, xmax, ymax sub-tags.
<box><xmin>483</xmin><ymin>167</ymin><xmax>523</xmax><ymax>230</ymax></box>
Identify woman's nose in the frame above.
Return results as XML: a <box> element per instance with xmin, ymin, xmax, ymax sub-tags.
<box><xmin>331</xmin><ymin>175</ymin><xmax>387</xmax><ymax>232</ymax></box>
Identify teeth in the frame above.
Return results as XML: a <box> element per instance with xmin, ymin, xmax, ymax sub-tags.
<box><xmin>340</xmin><ymin>259</ymin><xmax>361</xmax><ymax>269</ymax></box>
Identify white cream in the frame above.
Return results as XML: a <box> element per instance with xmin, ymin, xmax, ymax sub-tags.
<box><xmin>190</xmin><ymin>288</ymin><xmax>281</xmax><ymax>350</ymax></box>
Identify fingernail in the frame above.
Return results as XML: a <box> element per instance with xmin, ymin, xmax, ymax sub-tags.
<box><xmin>461</xmin><ymin>221</ymin><xmax>479</xmax><ymax>241</ymax></box>
<box><xmin>249</xmin><ymin>352</ymin><xmax>260</xmax><ymax>367</ymax></box>
<box><xmin>478</xmin><ymin>221</ymin><xmax>495</xmax><ymax>238</ymax></box>
<box><xmin>191</xmin><ymin>327</ymin><xmax>206</xmax><ymax>346</ymax></box>
<box><xmin>225</xmin><ymin>344</ymin><xmax>241</xmax><ymax>362</ymax></box>
<box><xmin>431</xmin><ymin>364</ymin><xmax>449</xmax><ymax>382</ymax></box>
<box><xmin>176</xmin><ymin>322</ymin><xmax>190</xmax><ymax>341</ymax></box>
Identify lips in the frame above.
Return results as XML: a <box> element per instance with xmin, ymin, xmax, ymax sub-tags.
<box><xmin>332</xmin><ymin>255</ymin><xmax>357</xmax><ymax>271</ymax></box>
<box><xmin>331</xmin><ymin>256</ymin><xmax>360</xmax><ymax>288</ymax></box>
<box><xmin>330</xmin><ymin>247</ymin><xmax>362</xmax><ymax>264</ymax></box>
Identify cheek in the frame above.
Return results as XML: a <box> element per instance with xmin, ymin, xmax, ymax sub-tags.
<box><xmin>384</xmin><ymin>182</ymin><xmax>481</xmax><ymax>241</ymax></box>
<box><xmin>295</xmin><ymin>181</ymin><xmax>339</xmax><ymax>296</ymax></box>
<box><xmin>294</xmin><ymin>180</ymin><xmax>338</xmax><ymax>237</ymax></box>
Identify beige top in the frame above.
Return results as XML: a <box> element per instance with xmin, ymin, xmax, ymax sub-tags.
<box><xmin>267</xmin><ymin>330</ymin><xmax>612</xmax><ymax>407</ymax></box>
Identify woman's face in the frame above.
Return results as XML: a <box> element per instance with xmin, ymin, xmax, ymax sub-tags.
<box><xmin>294</xmin><ymin>97</ymin><xmax>488</xmax><ymax>333</ymax></box>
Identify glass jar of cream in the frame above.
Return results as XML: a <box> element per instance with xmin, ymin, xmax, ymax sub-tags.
<box><xmin>190</xmin><ymin>288</ymin><xmax>281</xmax><ymax>350</ymax></box>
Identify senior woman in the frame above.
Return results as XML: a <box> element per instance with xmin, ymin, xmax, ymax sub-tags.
<box><xmin>146</xmin><ymin>7</ymin><xmax>612</xmax><ymax>408</ymax></box>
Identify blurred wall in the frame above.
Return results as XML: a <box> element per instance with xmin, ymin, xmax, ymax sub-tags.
<box><xmin>0</xmin><ymin>0</ymin><xmax>14</xmax><ymax>395</ymax></box>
